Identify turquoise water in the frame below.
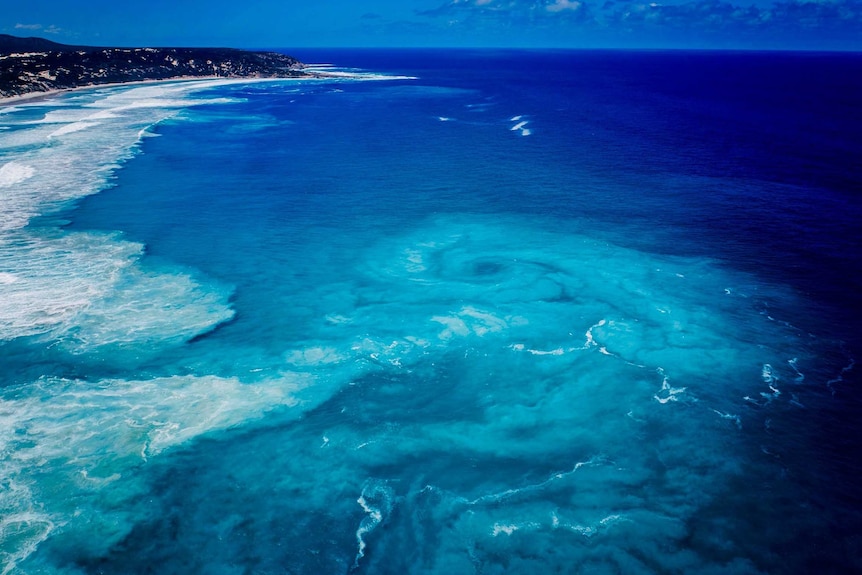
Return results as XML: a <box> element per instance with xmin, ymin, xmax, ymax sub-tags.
<box><xmin>1</xmin><ymin>51</ymin><xmax>860</xmax><ymax>573</ymax></box>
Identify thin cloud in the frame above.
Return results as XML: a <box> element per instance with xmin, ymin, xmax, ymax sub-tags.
<box><xmin>547</xmin><ymin>0</ymin><xmax>584</xmax><ymax>12</ymax></box>
<box><xmin>14</xmin><ymin>23</ymin><xmax>63</xmax><ymax>35</ymax></box>
<box><xmin>419</xmin><ymin>0</ymin><xmax>862</xmax><ymax>40</ymax></box>
<box><xmin>599</xmin><ymin>0</ymin><xmax>862</xmax><ymax>31</ymax></box>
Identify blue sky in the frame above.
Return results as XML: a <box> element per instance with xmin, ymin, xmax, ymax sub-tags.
<box><xmin>2</xmin><ymin>0</ymin><xmax>860</xmax><ymax>50</ymax></box>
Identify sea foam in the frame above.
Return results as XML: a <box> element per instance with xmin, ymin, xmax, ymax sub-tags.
<box><xmin>0</xmin><ymin>231</ymin><xmax>234</xmax><ymax>351</ymax></box>
<box><xmin>0</xmin><ymin>81</ymin><xmax>257</xmax><ymax>354</ymax></box>
<box><xmin>0</xmin><ymin>161</ymin><xmax>34</xmax><ymax>188</ymax></box>
<box><xmin>0</xmin><ymin>372</ymin><xmax>311</xmax><ymax>571</ymax></box>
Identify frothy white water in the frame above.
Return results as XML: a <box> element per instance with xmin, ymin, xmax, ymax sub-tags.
<box><xmin>0</xmin><ymin>508</ymin><xmax>53</xmax><ymax>575</ymax></box>
<box><xmin>654</xmin><ymin>367</ymin><xmax>688</xmax><ymax>404</ymax></box>
<box><xmin>0</xmin><ymin>80</ymin><xmax>253</xmax><ymax>235</ymax></box>
<box><xmin>0</xmin><ymin>372</ymin><xmax>311</xmax><ymax>572</ymax></box>
<box><xmin>0</xmin><ymin>162</ymin><xmax>35</xmax><ymax>188</ymax></box>
<box><xmin>0</xmin><ymin>83</ymin><xmax>292</xmax><ymax>569</ymax></box>
<box><xmin>0</xmin><ymin>230</ymin><xmax>234</xmax><ymax>351</ymax></box>
<box><xmin>315</xmin><ymin>70</ymin><xmax>418</xmax><ymax>81</ymax></box>
<box><xmin>0</xmin><ymin>81</ymin><xmax>267</xmax><ymax>353</ymax></box>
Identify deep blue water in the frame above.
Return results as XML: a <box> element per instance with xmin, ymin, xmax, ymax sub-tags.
<box><xmin>1</xmin><ymin>50</ymin><xmax>861</xmax><ymax>574</ymax></box>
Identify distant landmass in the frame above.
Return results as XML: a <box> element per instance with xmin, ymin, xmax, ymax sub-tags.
<box><xmin>0</xmin><ymin>34</ymin><xmax>309</xmax><ymax>99</ymax></box>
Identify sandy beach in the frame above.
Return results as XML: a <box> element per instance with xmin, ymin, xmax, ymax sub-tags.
<box><xmin>0</xmin><ymin>75</ymin><xmax>297</xmax><ymax>108</ymax></box>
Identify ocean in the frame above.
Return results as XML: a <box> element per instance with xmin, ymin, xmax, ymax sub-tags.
<box><xmin>1</xmin><ymin>49</ymin><xmax>861</xmax><ymax>574</ymax></box>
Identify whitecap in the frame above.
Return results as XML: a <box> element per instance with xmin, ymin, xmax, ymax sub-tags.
<box><xmin>761</xmin><ymin>363</ymin><xmax>777</xmax><ymax>384</ymax></box>
<box><xmin>653</xmin><ymin>368</ymin><xmax>687</xmax><ymax>404</ymax></box>
<box><xmin>0</xmin><ymin>161</ymin><xmax>35</xmax><ymax>188</ymax></box>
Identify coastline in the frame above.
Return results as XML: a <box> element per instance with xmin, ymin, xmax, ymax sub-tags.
<box><xmin>0</xmin><ymin>75</ymin><xmax>303</xmax><ymax>108</ymax></box>
<box><xmin>0</xmin><ymin>71</ymin><xmax>413</xmax><ymax>108</ymax></box>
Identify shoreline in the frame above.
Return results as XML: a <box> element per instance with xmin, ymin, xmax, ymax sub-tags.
<box><xmin>0</xmin><ymin>75</ymin><xmax>308</xmax><ymax>108</ymax></box>
<box><xmin>0</xmin><ymin>70</ymin><xmax>413</xmax><ymax>108</ymax></box>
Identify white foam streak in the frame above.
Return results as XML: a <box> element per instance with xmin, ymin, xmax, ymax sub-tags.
<box><xmin>464</xmin><ymin>456</ymin><xmax>606</xmax><ymax>506</ymax></box>
<box><xmin>313</xmin><ymin>70</ymin><xmax>418</xmax><ymax>81</ymax></box>
<box><xmin>583</xmin><ymin>318</ymin><xmax>607</xmax><ymax>349</ymax></box>
<box><xmin>48</xmin><ymin>121</ymin><xmax>100</xmax><ymax>137</ymax></box>
<box><xmin>509</xmin><ymin>344</ymin><xmax>565</xmax><ymax>356</ymax></box>
<box><xmin>564</xmin><ymin>514</ymin><xmax>629</xmax><ymax>537</ymax></box>
<box><xmin>788</xmin><ymin>357</ymin><xmax>805</xmax><ymax>383</ymax></box>
<box><xmin>827</xmin><ymin>357</ymin><xmax>855</xmax><ymax>395</ymax></box>
<box><xmin>712</xmin><ymin>409</ymin><xmax>742</xmax><ymax>429</ymax></box>
<box><xmin>353</xmin><ymin>481</ymin><xmax>393</xmax><ymax>569</ymax></box>
<box><xmin>490</xmin><ymin>511</ymin><xmax>627</xmax><ymax>539</ymax></box>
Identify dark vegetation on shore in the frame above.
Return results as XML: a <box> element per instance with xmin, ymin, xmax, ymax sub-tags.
<box><xmin>0</xmin><ymin>34</ymin><xmax>308</xmax><ymax>98</ymax></box>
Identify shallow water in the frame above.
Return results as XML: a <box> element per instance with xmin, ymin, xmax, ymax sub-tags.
<box><xmin>1</xmin><ymin>50</ymin><xmax>861</xmax><ymax>574</ymax></box>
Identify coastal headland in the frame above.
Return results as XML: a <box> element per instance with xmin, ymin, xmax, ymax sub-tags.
<box><xmin>0</xmin><ymin>34</ymin><xmax>310</xmax><ymax>100</ymax></box>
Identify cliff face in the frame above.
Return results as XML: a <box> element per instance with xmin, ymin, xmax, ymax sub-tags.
<box><xmin>0</xmin><ymin>35</ymin><xmax>308</xmax><ymax>98</ymax></box>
